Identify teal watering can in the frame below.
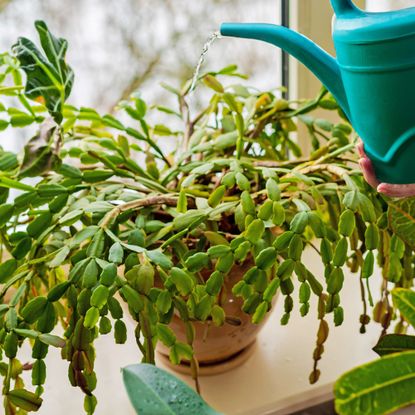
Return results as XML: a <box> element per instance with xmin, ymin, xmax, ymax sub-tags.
<box><xmin>221</xmin><ymin>0</ymin><xmax>415</xmax><ymax>184</ymax></box>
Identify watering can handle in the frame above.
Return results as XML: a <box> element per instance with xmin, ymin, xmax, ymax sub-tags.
<box><xmin>330</xmin><ymin>0</ymin><xmax>358</xmax><ymax>15</ymax></box>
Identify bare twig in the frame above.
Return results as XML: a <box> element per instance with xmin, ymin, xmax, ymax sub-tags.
<box><xmin>100</xmin><ymin>194</ymin><xmax>196</xmax><ymax>228</ymax></box>
<box><xmin>110</xmin><ymin>55</ymin><xmax>162</xmax><ymax>112</ymax></box>
<box><xmin>0</xmin><ymin>0</ymin><xmax>11</xmax><ymax>12</ymax></box>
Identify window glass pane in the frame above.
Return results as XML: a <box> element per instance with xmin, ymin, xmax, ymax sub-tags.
<box><xmin>366</xmin><ymin>0</ymin><xmax>415</xmax><ymax>11</ymax></box>
<box><xmin>0</xmin><ymin>0</ymin><xmax>280</xmax><ymax>111</ymax></box>
<box><xmin>0</xmin><ymin>0</ymin><xmax>281</xmax><ymax>153</ymax></box>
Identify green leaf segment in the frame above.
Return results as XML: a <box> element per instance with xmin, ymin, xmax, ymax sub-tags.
<box><xmin>13</xmin><ymin>20</ymin><xmax>74</xmax><ymax>123</ymax></box>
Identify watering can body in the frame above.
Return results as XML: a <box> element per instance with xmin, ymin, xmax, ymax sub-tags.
<box><xmin>221</xmin><ymin>0</ymin><xmax>415</xmax><ymax>184</ymax></box>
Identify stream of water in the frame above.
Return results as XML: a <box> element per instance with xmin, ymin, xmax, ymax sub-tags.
<box><xmin>189</xmin><ymin>31</ymin><xmax>222</xmax><ymax>93</ymax></box>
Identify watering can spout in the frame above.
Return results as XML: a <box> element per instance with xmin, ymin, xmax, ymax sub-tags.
<box><xmin>220</xmin><ymin>23</ymin><xmax>351</xmax><ymax>119</ymax></box>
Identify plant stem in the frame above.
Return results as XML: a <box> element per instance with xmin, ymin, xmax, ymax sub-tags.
<box><xmin>0</xmin><ymin>271</ymin><xmax>33</xmax><ymax>301</ymax></box>
<box><xmin>2</xmin><ymin>358</ymin><xmax>13</xmax><ymax>395</ymax></box>
<box><xmin>100</xmin><ymin>195</ymin><xmax>180</xmax><ymax>228</ymax></box>
<box><xmin>359</xmin><ymin>269</ymin><xmax>368</xmax><ymax>334</ymax></box>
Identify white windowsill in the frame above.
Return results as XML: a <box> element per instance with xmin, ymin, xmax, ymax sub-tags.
<box><xmin>19</xmin><ymin>247</ymin><xmax>412</xmax><ymax>414</ymax></box>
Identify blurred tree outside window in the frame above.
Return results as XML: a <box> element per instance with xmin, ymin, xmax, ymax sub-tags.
<box><xmin>0</xmin><ymin>0</ymin><xmax>280</xmax><ymax>111</ymax></box>
<box><xmin>1</xmin><ymin>0</ymin><xmax>280</xmax><ymax>155</ymax></box>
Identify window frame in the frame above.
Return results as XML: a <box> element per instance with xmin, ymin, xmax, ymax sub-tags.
<box><xmin>289</xmin><ymin>0</ymin><xmax>365</xmax><ymax>153</ymax></box>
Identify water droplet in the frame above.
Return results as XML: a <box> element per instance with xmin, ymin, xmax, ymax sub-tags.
<box><xmin>189</xmin><ymin>31</ymin><xmax>222</xmax><ymax>93</ymax></box>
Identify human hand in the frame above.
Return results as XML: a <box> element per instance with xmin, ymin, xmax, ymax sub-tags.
<box><xmin>357</xmin><ymin>141</ymin><xmax>415</xmax><ymax>197</ymax></box>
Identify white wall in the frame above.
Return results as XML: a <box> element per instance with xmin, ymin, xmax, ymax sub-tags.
<box><xmin>366</xmin><ymin>0</ymin><xmax>415</xmax><ymax>11</ymax></box>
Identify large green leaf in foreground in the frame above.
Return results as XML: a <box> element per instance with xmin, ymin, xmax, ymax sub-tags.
<box><xmin>388</xmin><ymin>198</ymin><xmax>415</xmax><ymax>249</ymax></box>
<box><xmin>373</xmin><ymin>334</ymin><xmax>415</xmax><ymax>357</ymax></box>
<box><xmin>392</xmin><ymin>288</ymin><xmax>415</xmax><ymax>327</ymax></box>
<box><xmin>122</xmin><ymin>364</ymin><xmax>222</xmax><ymax>415</ymax></box>
<box><xmin>335</xmin><ymin>351</ymin><xmax>415</xmax><ymax>415</ymax></box>
<box><xmin>13</xmin><ymin>20</ymin><xmax>74</xmax><ymax>123</ymax></box>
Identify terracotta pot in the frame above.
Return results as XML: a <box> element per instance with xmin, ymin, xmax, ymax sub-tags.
<box><xmin>157</xmin><ymin>260</ymin><xmax>274</xmax><ymax>375</ymax></box>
